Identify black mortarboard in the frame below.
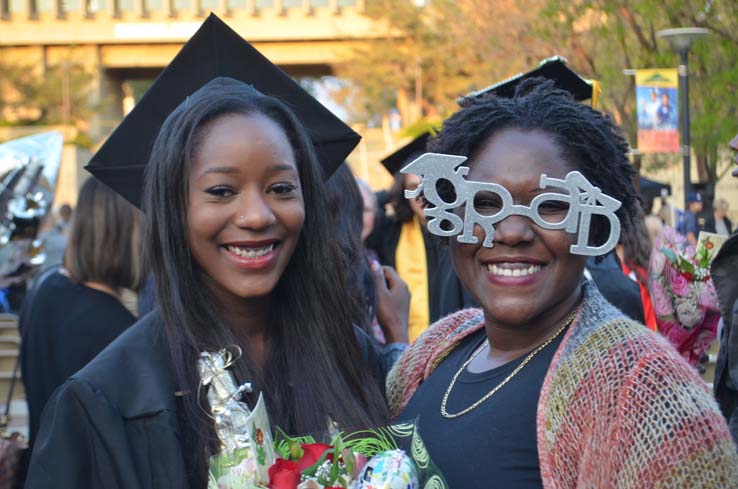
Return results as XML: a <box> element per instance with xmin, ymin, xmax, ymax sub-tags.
<box><xmin>85</xmin><ymin>13</ymin><xmax>360</xmax><ymax>207</ymax></box>
<box><xmin>380</xmin><ymin>132</ymin><xmax>431</xmax><ymax>176</ymax></box>
<box><xmin>457</xmin><ymin>56</ymin><xmax>594</xmax><ymax>106</ymax></box>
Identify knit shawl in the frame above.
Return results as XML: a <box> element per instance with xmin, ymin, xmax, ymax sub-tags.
<box><xmin>387</xmin><ymin>281</ymin><xmax>738</xmax><ymax>487</ymax></box>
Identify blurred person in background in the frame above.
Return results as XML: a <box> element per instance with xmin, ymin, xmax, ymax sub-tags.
<box><xmin>682</xmin><ymin>192</ymin><xmax>704</xmax><ymax>246</ymax></box>
<box><xmin>369</xmin><ymin>134</ymin><xmax>475</xmax><ymax>339</ymax></box>
<box><xmin>705</xmin><ymin>197</ymin><xmax>732</xmax><ymax>236</ymax></box>
<box><xmin>368</xmin><ymin>137</ymin><xmax>439</xmax><ymax>341</ymax></box>
<box><xmin>644</xmin><ymin>213</ymin><xmax>664</xmax><ymax>244</ymax></box>
<box><xmin>19</xmin><ymin>177</ymin><xmax>143</xmax><ymax>456</ymax></box>
<box><xmin>324</xmin><ymin>164</ymin><xmax>410</xmax><ymax>362</ymax></box>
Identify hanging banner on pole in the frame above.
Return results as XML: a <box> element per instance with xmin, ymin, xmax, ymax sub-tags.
<box><xmin>636</xmin><ymin>69</ymin><xmax>679</xmax><ymax>153</ymax></box>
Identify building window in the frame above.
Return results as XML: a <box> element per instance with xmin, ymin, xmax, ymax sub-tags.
<box><xmin>61</xmin><ymin>0</ymin><xmax>81</xmax><ymax>11</ymax></box>
<box><xmin>9</xmin><ymin>0</ymin><xmax>24</xmax><ymax>13</ymax></box>
<box><xmin>36</xmin><ymin>0</ymin><xmax>53</xmax><ymax>11</ymax></box>
<box><xmin>87</xmin><ymin>0</ymin><xmax>104</xmax><ymax>12</ymax></box>
<box><xmin>255</xmin><ymin>0</ymin><xmax>271</xmax><ymax>8</ymax></box>
<box><xmin>200</xmin><ymin>0</ymin><xmax>217</xmax><ymax>11</ymax></box>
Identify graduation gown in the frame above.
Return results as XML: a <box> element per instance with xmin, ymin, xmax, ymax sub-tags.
<box><xmin>367</xmin><ymin>210</ymin><xmax>475</xmax><ymax>324</ymax></box>
<box><xmin>25</xmin><ymin>311</ymin><xmax>390</xmax><ymax>489</ymax></box>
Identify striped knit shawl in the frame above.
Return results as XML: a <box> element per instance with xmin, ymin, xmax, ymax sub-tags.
<box><xmin>387</xmin><ymin>281</ymin><xmax>738</xmax><ymax>487</ymax></box>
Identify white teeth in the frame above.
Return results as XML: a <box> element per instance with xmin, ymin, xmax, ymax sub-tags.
<box><xmin>226</xmin><ymin>243</ymin><xmax>274</xmax><ymax>258</ymax></box>
<box><xmin>486</xmin><ymin>263</ymin><xmax>542</xmax><ymax>277</ymax></box>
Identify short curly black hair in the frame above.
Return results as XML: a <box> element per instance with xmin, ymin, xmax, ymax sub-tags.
<box><xmin>428</xmin><ymin>78</ymin><xmax>641</xmax><ymax>243</ymax></box>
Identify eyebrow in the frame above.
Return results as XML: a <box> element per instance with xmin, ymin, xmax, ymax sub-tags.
<box><xmin>201</xmin><ymin>166</ymin><xmax>241</xmax><ymax>176</ymax></box>
<box><xmin>199</xmin><ymin>163</ymin><xmax>297</xmax><ymax>177</ymax></box>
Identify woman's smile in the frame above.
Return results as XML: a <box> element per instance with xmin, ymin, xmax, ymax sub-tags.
<box><xmin>482</xmin><ymin>258</ymin><xmax>545</xmax><ymax>286</ymax></box>
<box><xmin>222</xmin><ymin>239</ymin><xmax>282</xmax><ymax>270</ymax></box>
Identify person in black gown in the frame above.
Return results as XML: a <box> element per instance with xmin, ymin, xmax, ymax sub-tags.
<box><xmin>19</xmin><ymin>176</ymin><xmax>142</xmax><ymax>473</ymax></box>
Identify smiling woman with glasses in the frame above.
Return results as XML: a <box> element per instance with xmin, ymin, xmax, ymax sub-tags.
<box><xmin>387</xmin><ymin>79</ymin><xmax>738</xmax><ymax>489</ymax></box>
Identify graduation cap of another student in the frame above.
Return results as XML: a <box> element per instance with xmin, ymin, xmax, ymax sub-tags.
<box><xmin>380</xmin><ymin>132</ymin><xmax>431</xmax><ymax>176</ymax></box>
<box><xmin>85</xmin><ymin>13</ymin><xmax>360</xmax><ymax>208</ymax></box>
<box><xmin>457</xmin><ymin>56</ymin><xmax>596</xmax><ymax>106</ymax></box>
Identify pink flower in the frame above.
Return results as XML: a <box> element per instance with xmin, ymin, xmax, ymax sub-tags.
<box><xmin>667</xmin><ymin>267</ymin><xmax>691</xmax><ymax>297</ymax></box>
<box><xmin>660</xmin><ymin>226</ymin><xmax>686</xmax><ymax>248</ymax></box>
<box><xmin>650</xmin><ymin>281</ymin><xmax>674</xmax><ymax>316</ymax></box>
<box><xmin>698</xmin><ymin>281</ymin><xmax>720</xmax><ymax>311</ymax></box>
<box><xmin>657</xmin><ymin>311</ymin><xmax>719</xmax><ymax>366</ymax></box>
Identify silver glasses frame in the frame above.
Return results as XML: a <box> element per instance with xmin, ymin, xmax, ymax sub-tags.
<box><xmin>401</xmin><ymin>153</ymin><xmax>622</xmax><ymax>256</ymax></box>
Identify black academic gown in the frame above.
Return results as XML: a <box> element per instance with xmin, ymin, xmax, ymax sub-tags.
<box><xmin>367</xmin><ymin>210</ymin><xmax>475</xmax><ymax>323</ymax></box>
<box><xmin>25</xmin><ymin>311</ymin><xmax>390</xmax><ymax>489</ymax></box>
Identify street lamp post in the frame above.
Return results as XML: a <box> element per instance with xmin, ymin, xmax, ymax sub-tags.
<box><xmin>656</xmin><ymin>27</ymin><xmax>709</xmax><ymax>208</ymax></box>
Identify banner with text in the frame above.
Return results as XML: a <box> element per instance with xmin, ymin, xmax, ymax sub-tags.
<box><xmin>636</xmin><ymin>69</ymin><xmax>679</xmax><ymax>153</ymax></box>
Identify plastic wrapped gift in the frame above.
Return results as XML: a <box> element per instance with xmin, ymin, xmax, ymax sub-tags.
<box><xmin>354</xmin><ymin>449</ymin><xmax>418</xmax><ymax>489</ymax></box>
<box><xmin>200</xmin><ymin>348</ymin><xmax>276</xmax><ymax>488</ymax></box>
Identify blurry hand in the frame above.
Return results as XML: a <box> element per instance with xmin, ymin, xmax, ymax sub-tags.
<box><xmin>371</xmin><ymin>260</ymin><xmax>410</xmax><ymax>344</ymax></box>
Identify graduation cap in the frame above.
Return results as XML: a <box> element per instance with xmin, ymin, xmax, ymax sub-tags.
<box><xmin>457</xmin><ymin>56</ymin><xmax>595</xmax><ymax>106</ymax></box>
<box><xmin>380</xmin><ymin>132</ymin><xmax>431</xmax><ymax>176</ymax></box>
<box><xmin>85</xmin><ymin>13</ymin><xmax>360</xmax><ymax>207</ymax></box>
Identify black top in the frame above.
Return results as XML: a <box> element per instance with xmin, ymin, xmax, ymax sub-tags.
<box><xmin>24</xmin><ymin>312</ymin><xmax>391</xmax><ymax>489</ymax></box>
<box><xmin>400</xmin><ymin>327</ymin><xmax>566</xmax><ymax>489</ymax></box>
<box><xmin>19</xmin><ymin>271</ymin><xmax>136</xmax><ymax>448</ymax></box>
<box><xmin>711</xmin><ymin>233</ymin><xmax>738</xmax><ymax>444</ymax></box>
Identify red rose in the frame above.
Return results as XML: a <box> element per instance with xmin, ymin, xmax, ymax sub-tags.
<box><xmin>681</xmin><ymin>272</ymin><xmax>694</xmax><ymax>281</ymax></box>
<box><xmin>296</xmin><ymin>443</ymin><xmax>333</xmax><ymax>471</ymax></box>
<box><xmin>269</xmin><ymin>458</ymin><xmax>300</xmax><ymax>489</ymax></box>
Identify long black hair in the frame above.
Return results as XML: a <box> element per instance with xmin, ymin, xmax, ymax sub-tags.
<box><xmin>142</xmin><ymin>79</ymin><xmax>388</xmax><ymax>485</ymax></box>
<box><xmin>324</xmin><ymin>164</ymin><xmax>376</xmax><ymax>334</ymax></box>
<box><xmin>429</xmin><ymin>78</ymin><xmax>641</xmax><ymax>247</ymax></box>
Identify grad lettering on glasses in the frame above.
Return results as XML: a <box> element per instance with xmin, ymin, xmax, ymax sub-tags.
<box><xmin>401</xmin><ymin>152</ymin><xmax>622</xmax><ymax>256</ymax></box>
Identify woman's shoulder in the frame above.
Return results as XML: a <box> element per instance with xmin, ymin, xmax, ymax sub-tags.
<box><xmin>563</xmin><ymin>287</ymin><xmax>679</xmax><ymax>371</ymax></box>
<box><xmin>386</xmin><ymin>308</ymin><xmax>484</xmax><ymax>417</ymax></box>
<box><xmin>69</xmin><ymin>310</ymin><xmax>178</xmax><ymax>418</ymax></box>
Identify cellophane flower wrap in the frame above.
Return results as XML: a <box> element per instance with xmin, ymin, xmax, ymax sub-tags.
<box><xmin>200</xmin><ymin>349</ymin><xmax>447</xmax><ymax>489</ymax></box>
<box><xmin>268</xmin><ymin>422</ymin><xmax>447</xmax><ymax>489</ymax></box>
<box><xmin>647</xmin><ymin>227</ymin><xmax>721</xmax><ymax>365</ymax></box>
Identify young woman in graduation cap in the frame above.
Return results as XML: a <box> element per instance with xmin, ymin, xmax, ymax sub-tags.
<box><xmin>24</xmin><ymin>16</ymin><xmax>394</xmax><ymax>488</ymax></box>
<box><xmin>387</xmin><ymin>79</ymin><xmax>738</xmax><ymax>487</ymax></box>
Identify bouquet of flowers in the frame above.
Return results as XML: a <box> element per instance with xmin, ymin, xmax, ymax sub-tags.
<box><xmin>648</xmin><ymin>227</ymin><xmax>724</xmax><ymax>365</ymax></box>
<box><xmin>265</xmin><ymin>423</ymin><xmax>446</xmax><ymax>489</ymax></box>
<box><xmin>200</xmin><ymin>349</ymin><xmax>447</xmax><ymax>489</ymax></box>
